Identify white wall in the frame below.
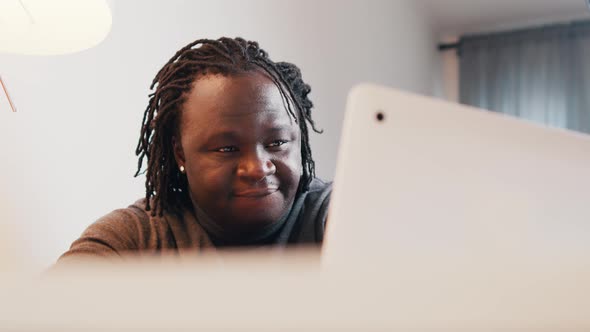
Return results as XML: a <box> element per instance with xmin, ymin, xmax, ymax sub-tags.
<box><xmin>419</xmin><ymin>0</ymin><xmax>589</xmax><ymax>37</ymax></box>
<box><xmin>0</xmin><ymin>0</ymin><xmax>437</xmax><ymax>269</ymax></box>
<box><xmin>433</xmin><ymin>36</ymin><xmax>460</xmax><ymax>103</ymax></box>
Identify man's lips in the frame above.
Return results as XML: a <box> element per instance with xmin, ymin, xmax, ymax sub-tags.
<box><xmin>233</xmin><ymin>186</ymin><xmax>279</xmax><ymax>198</ymax></box>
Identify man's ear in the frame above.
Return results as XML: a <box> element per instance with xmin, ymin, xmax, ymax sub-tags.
<box><xmin>172</xmin><ymin>136</ymin><xmax>185</xmax><ymax>168</ymax></box>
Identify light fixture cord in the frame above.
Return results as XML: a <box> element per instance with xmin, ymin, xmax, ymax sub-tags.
<box><xmin>18</xmin><ymin>0</ymin><xmax>35</xmax><ymax>24</ymax></box>
<box><xmin>0</xmin><ymin>76</ymin><xmax>17</xmax><ymax>112</ymax></box>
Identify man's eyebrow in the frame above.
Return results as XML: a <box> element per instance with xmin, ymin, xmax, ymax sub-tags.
<box><xmin>266</xmin><ymin>125</ymin><xmax>295</xmax><ymax>133</ymax></box>
<box><xmin>202</xmin><ymin>126</ymin><xmax>296</xmax><ymax>144</ymax></box>
<box><xmin>205</xmin><ymin>131</ymin><xmax>240</xmax><ymax>143</ymax></box>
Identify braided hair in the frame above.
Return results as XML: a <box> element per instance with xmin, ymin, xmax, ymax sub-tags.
<box><xmin>135</xmin><ymin>37</ymin><xmax>322</xmax><ymax>216</ymax></box>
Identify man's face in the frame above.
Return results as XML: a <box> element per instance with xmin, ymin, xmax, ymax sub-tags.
<box><xmin>174</xmin><ymin>71</ymin><xmax>302</xmax><ymax>237</ymax></box>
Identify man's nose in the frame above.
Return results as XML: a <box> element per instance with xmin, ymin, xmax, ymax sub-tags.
<box><xmin>236</xmin><ymin>149</ymin><xmax>276</xmax><ymax>182</ymax></box>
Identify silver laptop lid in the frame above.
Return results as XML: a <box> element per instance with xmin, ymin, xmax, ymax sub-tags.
<box><xmin>324</xmin><ymin>83</ymin><xmax>590</xmax><ymax>264</ymax></box>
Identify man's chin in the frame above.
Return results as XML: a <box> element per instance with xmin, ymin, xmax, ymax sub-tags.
<box><xmin>231</xmin><ymin>212</ymin><xmax>283</xmax><ymax>228</ymax></box>
<box><xmin>223</xmin><ymin>208</ymin><xmax>287</xmax><ymax>232</ymax></box>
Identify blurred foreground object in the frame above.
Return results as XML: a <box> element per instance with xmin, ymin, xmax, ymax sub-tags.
<box><xmin>2</xmin><ymin>250</ymin><xmax>590</xmax><ymax>330</ymax></box>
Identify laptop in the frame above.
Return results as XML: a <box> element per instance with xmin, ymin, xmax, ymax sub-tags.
<box><xmin>2</xmin><ymin>83</ymin><xmax>590</xmax><ymax>330</ymax></box>
<box><xmin>324</xmin><ymin>83</ymin><xmax>590</xmax><ymax>265</ymax></box>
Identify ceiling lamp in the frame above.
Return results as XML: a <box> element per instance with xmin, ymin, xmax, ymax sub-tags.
<box><xmin>0</xmin><ymin>0</ymin><xmax>112</xmax><ymax>55</ymax></box>
<box><xmin>0</xmin><ymin>0</ymin><xmax>112</xmax><ymax>112</ymax></box>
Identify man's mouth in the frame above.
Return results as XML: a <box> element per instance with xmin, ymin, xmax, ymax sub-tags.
<box><xmin>233</xmin><ymin>186</ymin><xmax>279</xmax><ymax>198</ymax></box>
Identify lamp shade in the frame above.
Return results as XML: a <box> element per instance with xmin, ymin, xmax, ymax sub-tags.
<box><xmin>0</xmin><ymin>0</ymin><xmax>112</xmax><ymax>55</ymax></box>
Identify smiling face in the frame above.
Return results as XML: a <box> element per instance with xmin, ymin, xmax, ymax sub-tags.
<box><xmin>173</xmin><ymin>71</ymin><xmax>302</xmax><ymax>237</ymax></box>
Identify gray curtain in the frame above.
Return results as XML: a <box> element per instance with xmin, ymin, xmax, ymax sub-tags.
<box><xmin>459</xmin><ymin>20</ymin><xmax>590</xmax><ymax>134</ymax></box>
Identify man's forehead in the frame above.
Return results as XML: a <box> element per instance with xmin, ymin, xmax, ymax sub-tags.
<box><xmin>188</xmin><ymin>72</ymin><xmax>284</xmax><ymax>101</ymax></box>
<box><xmin>207</xmin><ymin>111</ymin><xmax>298</xmax><ymax>131</ymax></box>
<box><xmin>214</xmin><ymin>107</ymin><xmax>294</xmax><ymax>121</ymax></box>
<box><xmin>181</xmin><ymin>107</ymin><xmax>299</xmax><ymax>138</ymax></box>
<box><xmin>184</xmin><ymin>77</ymin><xmax>293</xmax><ymax>115</ymax></box>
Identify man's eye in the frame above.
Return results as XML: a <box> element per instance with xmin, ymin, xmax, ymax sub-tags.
<box><xmin>216</xmin><ymin>146</ymin><xmax>238</xmax><ymax>153</ymax></box>
<box><xmin>267</xmin><ymin>140</ymin><xmax>288</xmax><ymax>148</ymax></box>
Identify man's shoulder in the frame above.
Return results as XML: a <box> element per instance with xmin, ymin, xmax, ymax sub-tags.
<box><xmin>66</xmin><ymin>198</ymin><xmax>186</xmax><ymax>252</ymax></box>
<box><xmin>287</xmin><ymin>178</ymin><xmax>332</xmax><ymax>243</ymax></box>
<box><xmin>81</xmin><ymin>199</ymin><xmax>153</xmax><ymax>240</ymax></box>
<box><xmin>308</xmin><ymin>178</ymin><xmax>333</xmax><ymax>194</ymax></box>
<box><xmin>301</xmin><ymin>178</ymin><xmax>332</xmax><ymax>215</ymax></box>
<box><xmin>94</xmin><ymin>198</ymin><xmax>151</xmax><ymax>227</ymax></box>
<box><xmin>82</xmin><ymin>197</ymin><xmax>187</xmax><ymax>246</ymax></box>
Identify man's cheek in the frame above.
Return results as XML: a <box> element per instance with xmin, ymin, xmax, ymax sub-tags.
<box><xmin>289</xmin><ymin>151</ymin><xmax>303</xmax><ymax>174</ymax></box>
<box><xmin>205</xmin><ymin>168</ymin><xmax>234</xmax><ymax>188</ymax></box>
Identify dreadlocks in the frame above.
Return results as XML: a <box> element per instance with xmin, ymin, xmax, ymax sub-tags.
<box><xmin>135</xmin><ymin>37</ymin><xmax>322</xmax><ymax>216</ymax></box>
